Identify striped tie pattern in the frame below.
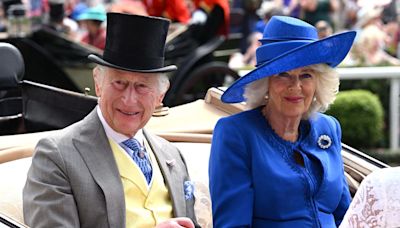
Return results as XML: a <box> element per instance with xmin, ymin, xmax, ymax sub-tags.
<box><xmin>122</xmin><ymin>138</ymin><xmax>152</xmax><ymax>184</ymax></box>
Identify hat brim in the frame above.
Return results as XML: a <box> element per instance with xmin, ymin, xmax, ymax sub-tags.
<box><xmin>76</xmin><ymin>14</ymin><xmax>106</xmax><ymax>22</ymax></box>
<box><xmin>221</xmin><ymin>31</ymin><xmax>356</xmax><ymax>103</ymax></box>
<box><xmin>88</xmin><ymin>54</ymin><xmax>177</xmax><ymax>73</ymax></box>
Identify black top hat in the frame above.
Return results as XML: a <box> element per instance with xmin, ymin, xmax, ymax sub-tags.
<box><xmin>2</xmin><ymin>0</ymin><xmax>22</xmax><ymax>16</ymax></box>
<box><xmin>49</xmin><ymin>2</ymin><xmax>64</xmax><ymax>22</ymax></box>
<box><xmin>88</xmin><ymin>13</ymin><xmax>177</xmax><ymax>73</ymax></box>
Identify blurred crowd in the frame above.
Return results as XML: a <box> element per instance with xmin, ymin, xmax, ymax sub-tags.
<box><xmin>0</xmin><ymin>0</ymin><xmax>399</xmax><ymax>67</ymax></box>
<box><xmin>0</xmin><ymin>0</ymin><xmax>230</xmax><ymax>51</ymax></box>
<box><xmin>230</xmin><ymin>0</ymin><xmax>400</xmax><ymax>68</ymax></box>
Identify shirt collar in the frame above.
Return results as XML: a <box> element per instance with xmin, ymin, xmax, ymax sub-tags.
<box><xmin>96</xmin><ymin>105</ymin><xmax>144</xmax><ymax>145</ymax></box>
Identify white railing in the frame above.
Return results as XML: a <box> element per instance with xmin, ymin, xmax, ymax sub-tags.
<box><xmin>338</xmin><ymin>67</ymin><xmax>400</xmax><ymax>150</ymax></box>
<box><xmin>239</xmin><ymin>66</ymin><xmax>400</xmax><ymax>150</ymax></box>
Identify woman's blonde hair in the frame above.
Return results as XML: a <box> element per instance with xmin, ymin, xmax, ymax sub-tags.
<box><xmin>243</xmin><ymin>64</ymin><xmax>339</xmax><ymax>118</ymax></box>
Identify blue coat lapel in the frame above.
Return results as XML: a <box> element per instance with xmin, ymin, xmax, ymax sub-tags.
<box><xmin>299</xmin><ymin>113</ymin><xmax>344</xmax><ymax>201</ymax></box>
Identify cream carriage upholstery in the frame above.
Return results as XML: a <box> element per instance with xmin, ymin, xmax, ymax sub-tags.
<box><xmin>0</xmin><ymin>88</ymin><xmax>385</xmax><ymax>228</ymax></box>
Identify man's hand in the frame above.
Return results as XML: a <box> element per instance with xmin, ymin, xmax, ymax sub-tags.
<box><xmin>156</xmin><ymin>217</ymin><xmax>195</xmax><ymax>228</ymax></box>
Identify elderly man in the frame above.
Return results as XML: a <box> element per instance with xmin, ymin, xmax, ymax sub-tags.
<box><xmin>23</xmin><ymin>13</ymin><xmax>197</xmax><ymax>228</ymax></box>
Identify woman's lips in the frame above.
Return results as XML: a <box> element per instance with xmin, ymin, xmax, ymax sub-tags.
<box><xmin>285</xmin><ymin>96</ymin><xmax>303</xmax><ymax>103</ymax></box>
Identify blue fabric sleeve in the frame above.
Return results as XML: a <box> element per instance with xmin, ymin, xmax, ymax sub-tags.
<box><xmin>333</xmin><ymin>174</ymin><xmax>352</xmax><ymax>226</ymax></box>
<box><xmin>329</xmin><ymin>116</ymin><xmax>351</xmax><ymax>226</ymax></box>
<box><xmin>209</xmin><ymin>118</ymin><xmax>254</xmax><ymax>228</ymax></box>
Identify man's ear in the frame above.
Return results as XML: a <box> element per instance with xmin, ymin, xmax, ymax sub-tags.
<box><xmin>158</xmin><ymin>93</ymin><xmax>166</xmax><ymax>105</ymax></box>
<box><xmin>157</xmin><ymin>81</ymin><xmax>170</xmax><ymax>105</ymax></box>
<box><xmin>93</xmin><ymin>67</ymin><xmax>102</xmax><ymax>97</ymax></box>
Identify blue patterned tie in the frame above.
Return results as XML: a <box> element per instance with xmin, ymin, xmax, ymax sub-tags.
<box><xmin>122</xmin><ymin>138</ymin><xmax>152</xmax><ymax>184</ymax></box>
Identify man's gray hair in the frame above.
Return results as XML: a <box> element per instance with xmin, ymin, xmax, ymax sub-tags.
<box><xmin>243</xmin><ymin>64</ymin><xmax>339</xmax><ymax>119</ymax></box>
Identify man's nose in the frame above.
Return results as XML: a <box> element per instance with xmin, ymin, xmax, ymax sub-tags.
<box><xmin>122</xmin><ymin>84</ymin><xmax>139</xmax><ymax>104</ymax></box>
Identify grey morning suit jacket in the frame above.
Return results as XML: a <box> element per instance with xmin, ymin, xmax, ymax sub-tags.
<box><xmin>23</xmin><ymin>108</ymin><xmax>197</xmax><ymax>228</ymax></box>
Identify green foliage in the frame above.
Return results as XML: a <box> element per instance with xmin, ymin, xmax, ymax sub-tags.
<box><xmin>363</xmin><ymin>149</ymin><xmax>400</xmax><ymax>166</ymax></box>
<box><xmin>340</xmin><ymin>79</ymin><xmax>390</xmax><ymax>147</ymax></box>
<box><xmin>326</xmin><ymin>90</ymin><xmax>384</xmax><ymax>149</ymax></box>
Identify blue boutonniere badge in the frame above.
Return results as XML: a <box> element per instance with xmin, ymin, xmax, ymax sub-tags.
<box><xmin>184</xmin><ymin>181</ymin><xmax>195</xmax><ymax>200</ymax></box>
<box><xmin>318</xmin><ymin>135</ymin><xmax>332</xmax><ymax>149</ymax></box>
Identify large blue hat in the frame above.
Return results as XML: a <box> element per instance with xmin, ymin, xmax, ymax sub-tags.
<box><xmin>221</xmin><ymin>16</ymin><xmax>356</xmax><ymax>103</ymax></box>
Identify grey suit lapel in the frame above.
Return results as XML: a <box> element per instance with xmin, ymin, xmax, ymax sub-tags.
<box><xmin>143</xmin><ymin>129</ymin><xmax>186</xmax><ymax>217</ymax></box>
<box><xmin>72</xmin><ymin>109</ymin><xmax>125</xmax><ymax>228</ymax></box>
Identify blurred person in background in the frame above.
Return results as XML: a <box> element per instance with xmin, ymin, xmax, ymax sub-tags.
<box><xmin>277</xmin><ymin>0</ymin><xmax>301</xmax><ymax>18</ymax></box>
<box><xmin>76</xmin><ymin>4</ymin><xmax>106</xmax><ymax>50</ymax></box>
<box><xmin>30</xmin><ymin>0</ymin><xmax>77</xmax><ymax>26</ymax></box>
<box><xmin>143</xmin><ymin>0</ymin><xmax>191</xmax><ymax>24</ymax></box>
<box><xmin>0</xmin><ymin>2</ymin><xmax>5</xmax><ymax>32</ymax></box>
<box><xmin>383</xmin><ymin>20</ymin><xmax>400</xmax><ymax>58</ymax></box>
<box><xmin>0</xmin><ymin>0</ymin><xmax>23</xmax><ymax>32</ymax></box>
<box><xmin>188</xmin><ymin>0</ymin><xmax>230</xmax><ymax>45</ymax></box>
<box><xmin>339</xmin><ymin>0</ymin><xmax>359</xmax><ymax>30</ymax></box>
<box><xmin>228</xmin><ymin>1</ymin><xmax>282</xmax><ymax>69</ymax></box>
<box><xmin>300</xmin><ymin>0</ymin><xmax>340</xmax><ymax>29</ymax></box>
<box><xmin>381</xmin><ymin>0</ymin><xmax>399</xmax><ymax>58</ymax></box>
<box><xmin>42</xmin><ymin>0</ymin><xmax>78</xmax><ymax>36</ymax></box>
<box><xmin>228</xmin><ymin>31</ymin><xmax>262</xmax><ymax>69</ymax></box>
<box><xmin>353</xmin><ymin>4</ymin><xmax>384</xmax><ymax>30</ymax></box>
<box><xmin>108</xmin><ymin>0</ymin><xmax>148</xmax><ymax>15</ymax></box>
<box><xmin>352</xmin><ymin>25</ymin><xmax>400</xmax><ymax>66</ymax></box>
<box><xmin>346</xmin><ymin>1</ymin><xmax>400</xmax><ymax>67</ymax></box>
<box><xmin>315</xmin><ymin>20</ymin><xmax>333</xmax><ymax>39</ymax></box>
<box><xmin>254</xmin><ymin>0</ymin><xmax>284</xmax><ymax>33</ymax></box>
<box><xmin>70</xmin><ymin>2</ymin><xmax>88</xmax><ymax>21</ymax></box>
<box><xmin>231</xmin><ymin>0</ymin><xmax>262</xmax><ymax>53</ymax></box>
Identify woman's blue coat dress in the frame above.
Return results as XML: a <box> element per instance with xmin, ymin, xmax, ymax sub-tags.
<box><xmin>209</xmin><ymin>107</ymin><xmax>351</xmax><ymax>227</ymax></box>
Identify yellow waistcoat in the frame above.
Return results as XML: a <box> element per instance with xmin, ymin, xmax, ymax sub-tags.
<box><xmin>109</xmin><ymin>139</ymin><xmax>173</xmax><ymax>228</ymax></box>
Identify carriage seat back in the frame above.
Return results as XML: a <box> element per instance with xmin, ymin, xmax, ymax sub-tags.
<box><xmin>0</xmin><ymin>42</ymin><xmax>24</xmax><ymax>89</ymax></box>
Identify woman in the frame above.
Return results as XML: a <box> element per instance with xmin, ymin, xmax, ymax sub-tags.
<box><xmin>340</xmin><ymin>167</ymin><xmax>400</xmax><ymax>228</ymax></box>
<box><xmin>189</xmin><ymin>0</ymin><xmax>230</xmax><ymax>44</ymax></box>
<box><xmin>76</xmin><ymin>5</ymin><xmax>107</xmax><ymax>50</ymax></box>
<box><xmin>209</xmin><ymin>16</ymin><xmax>356</xmax><ymax>227</ymax></box>
<box><xmin>353</xmin><ymin>25</ymin><xmax>400</xmax><ymax>66</ymax></box>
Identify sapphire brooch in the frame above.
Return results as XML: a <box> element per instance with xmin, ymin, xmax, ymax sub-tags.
<box><xmin>318</xmin><ymin>135</ymin><xmax>332</xmax><ymax>149</ymax></box>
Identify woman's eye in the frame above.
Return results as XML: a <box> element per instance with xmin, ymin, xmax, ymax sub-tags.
<box><xmin>277</xmin><ymin>72</ymin><xmax>291</xmax><ymax>78</ymax></box>
<box><xmin>300</xmin><ymin>73</ymin><xmax>313</xmax><ymax>79</ymax></box>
